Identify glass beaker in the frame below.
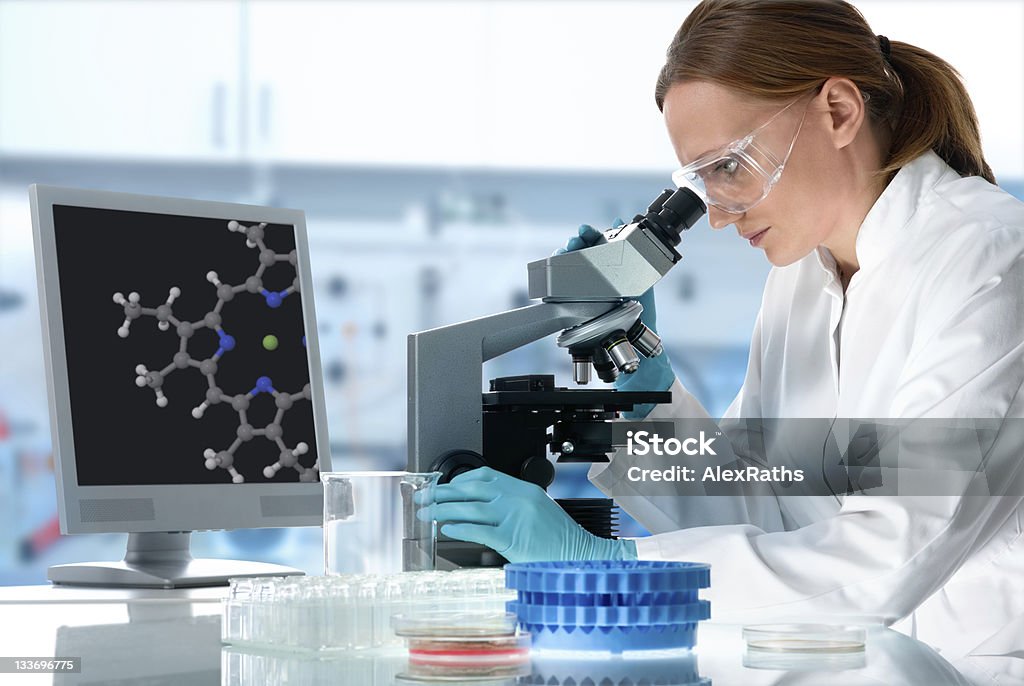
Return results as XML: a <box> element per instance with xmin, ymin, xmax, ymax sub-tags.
<box><xmin>322</xmin><ymin>471</ymin><xmax>439</xmax><ymax>575</ymax></box>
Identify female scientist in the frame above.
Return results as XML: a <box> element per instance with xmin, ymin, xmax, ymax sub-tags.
<box><xmin>421</xmin><ymin>0</ymin><xmax>1024</xmax><ymax>655</ymax></box>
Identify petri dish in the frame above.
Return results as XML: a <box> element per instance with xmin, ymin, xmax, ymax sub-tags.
<box><xmin>393</xmin><ymin>612</ymin><xmax>530</xmax><ymax>682</ymax></box>
<box><xmin>743</xmin><ymin>624</ymin><xmax>866</xmax><ymax>654</ymax></box>
<box><xmin>394</xmin><ymin>611</ymin><xmax>520</xmax><ymax>638</ymax></box>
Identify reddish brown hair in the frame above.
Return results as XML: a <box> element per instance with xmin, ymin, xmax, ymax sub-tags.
<box><xmin>655</xmin><ymin>0</ymin><xmax>995</xmax><ymax>183</ymax></box>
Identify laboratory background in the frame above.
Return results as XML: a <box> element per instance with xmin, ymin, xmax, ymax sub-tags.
<box><xmin>0</xmin><ymin>0</ymin><xmax>1021</xmax><ymax>585</ymax></box>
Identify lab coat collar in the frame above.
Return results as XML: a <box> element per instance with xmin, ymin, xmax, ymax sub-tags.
<box><xmin>815</xmin><ymin>150</ymin><xmax>958</xmax><ymax>281</ymax></box>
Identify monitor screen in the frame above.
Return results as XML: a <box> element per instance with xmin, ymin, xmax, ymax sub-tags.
<box><xmin>52</xmin><ymin>204</ymin><xmax>320</xmax><ymax>487</ymax></box>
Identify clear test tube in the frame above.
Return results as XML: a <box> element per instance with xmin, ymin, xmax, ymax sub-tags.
<box><xmin>380</xmin><ymin>575</ymin><xmax>406</xmax><ymax>648</ymax></box>
<box><xmin>329</xmin><ymin>578</ymin><xmax>353</xmax><ymax>650</ymax></box>
<box><xmin>252</xmin><ymin>578</ymin><xmax>276</xmax><ymax>647</ymax></box>
<box><xmin>354</xmin><ymin>577</ymin><xmax>380</xmax><ymax>651</ymax></box>
<box><xmin>301</xmin><ymin>578</ymin><xmax>325</xmax><ymax>652</ymax></box>
<box><xmin>274</xmin><ymin>579</ymin><xmax>299</xmax><ymax>649</ymax></box>
<box><xmin>322</xmin><ymin>471</ymin><xmax>440</xmax><ymax>575</ymax></box>
<box><xmin>401</xmin><ymin>573</ymin><xmax>422</xmax><ymax>621</ymax></box>
<box><xmin>416</xmin><ymin>572</ymin><xmax>449</xmax><ymax>613</ymax></box>
<box><xmin>224</xmin><ymin>578</ymin><xmax>253</xmax><ymax>644</ymax></box>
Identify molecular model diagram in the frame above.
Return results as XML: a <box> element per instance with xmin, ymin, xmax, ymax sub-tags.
<box><xmin>112</xmin><ymin>220</ymin><xmax>318</xmax><ymax>484</ymax></box>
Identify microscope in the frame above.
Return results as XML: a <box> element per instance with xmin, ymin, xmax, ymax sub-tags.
<box><xmin>407</xmin><ymin>187</ymin><xmax>706</xmax><ymax>567</ymax></box>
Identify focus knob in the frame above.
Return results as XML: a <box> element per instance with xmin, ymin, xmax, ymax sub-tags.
<box><xmin>429</xmin><ymin>450</ymin><xmax>486</xmax><ymax>484</ymax></box>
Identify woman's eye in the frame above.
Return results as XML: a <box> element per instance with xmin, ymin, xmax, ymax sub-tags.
<box><xmin>713</xmin><ymin>158</ymin><xmax>739</xmax><ymax>175</ymax></box>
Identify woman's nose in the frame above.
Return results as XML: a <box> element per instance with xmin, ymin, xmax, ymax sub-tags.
<box><xmin>708</xmin><ymin>205</ymin><xmax>741</xmax><ymax>229</ymax></box>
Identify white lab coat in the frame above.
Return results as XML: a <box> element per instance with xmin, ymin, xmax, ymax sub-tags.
<box><xmin>589</xmin><ymin>151</ymin><xmax>1024</xmax><ymax>659</ymax></box>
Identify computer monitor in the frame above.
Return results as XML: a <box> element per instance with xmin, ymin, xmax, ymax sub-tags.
<box><xmin>30</xmin><ymin>185</ymin><xmax>332</xmax><ymax>587</ymax></box>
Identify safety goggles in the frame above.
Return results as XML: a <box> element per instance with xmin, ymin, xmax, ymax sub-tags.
<box><xmin>671</xmin><ymin>97</ymin><xmax>810</xmax><ymax>214</ymax></box>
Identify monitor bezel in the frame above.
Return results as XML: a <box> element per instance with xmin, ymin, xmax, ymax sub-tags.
<box><xmin>30</xmin><ymin>184</ymin><xmax>332</xmax><ymax>534</ymax></box>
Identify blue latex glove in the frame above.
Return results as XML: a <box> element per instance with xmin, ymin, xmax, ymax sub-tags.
<box><xmin>416</xmin><ymin>467</ymin><xmax>637</xmax><ymax>563</ymax></box>
<box><xmin>552</xmin><ymin>223</ymin><xmax>608</xmax><ymax>256</ymax></box>
<box><xmin>555</xmin><ymin>221</ymin><xmax>677</xmax><ymax>418</ymax></box>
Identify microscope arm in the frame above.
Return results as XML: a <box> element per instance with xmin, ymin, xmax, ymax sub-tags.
<box><xmin>407</xmin><ymin>300</ymin><xmax>616</xmax><ymax>472</ymax></box>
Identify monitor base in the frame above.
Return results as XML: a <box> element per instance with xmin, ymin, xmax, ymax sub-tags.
<box><xmin>48</xmin><ymin>531</ymin><xmax>304</xmax><ymax>589</ymax></box>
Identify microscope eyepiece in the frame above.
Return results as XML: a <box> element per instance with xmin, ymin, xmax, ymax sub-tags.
<box><xmin>639</xmin><ymin>187</ymin><xmax>706</xmax><ymax>248</ymax></box>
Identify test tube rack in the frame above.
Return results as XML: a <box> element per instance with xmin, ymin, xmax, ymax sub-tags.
<box><xmin>221</xmin><ymin>569</ymin><xmax>514</xmax><ymax>654</ymax></box>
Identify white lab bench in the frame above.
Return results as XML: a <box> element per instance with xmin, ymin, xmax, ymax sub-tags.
<box><xmin>0</xmin><ymin>584</ymin><xmax>1003</xmax><ymax>685</ymax></box>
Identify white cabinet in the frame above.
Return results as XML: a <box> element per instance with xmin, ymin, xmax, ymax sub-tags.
<box><xmin>0</xmin><ymin>0</ymin><xmax>1019</xmax><ymax>175</ymax></box>
<box><xmin>246</xmin><ymin>1</ymin><xmax>489</xmax><ymax>166</ymax></box>
<box><xmin>0</xmin><ymin>0</ymin><xmax>242</xmax><ymax>159</ymax></box>
<box><xmin>247</xmin><ymin>0</ymin><xmax>692</xmax><ymax>172</ymax></box>
<box><xmin>477</xmin><ymin>1</ymin><xmax>692</xmax><ymax>172</ymax></box>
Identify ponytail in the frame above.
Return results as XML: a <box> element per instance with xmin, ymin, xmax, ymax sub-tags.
<box><xmin>884</xmin><ymin>41</ymin><xmax>994</xmax><ymax>183</ymax></box>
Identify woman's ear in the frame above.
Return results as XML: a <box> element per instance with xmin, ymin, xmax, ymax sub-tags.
<box><xmin>820</xmin><ymin>77</ymin><xmax>866</xmax><ymax>150</ymax></box>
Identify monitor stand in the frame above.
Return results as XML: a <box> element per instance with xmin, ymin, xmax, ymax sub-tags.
<box><xmin>48</xmin><ymin>531</ymin><xmax>304</xmax><ymax>588</ymax></box>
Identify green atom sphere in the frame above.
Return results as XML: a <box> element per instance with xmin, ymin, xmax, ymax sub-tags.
<box><xmin>262</xmin><ymin>334</ymin><xmax>279</xmax><ymax>351</ymax></box>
